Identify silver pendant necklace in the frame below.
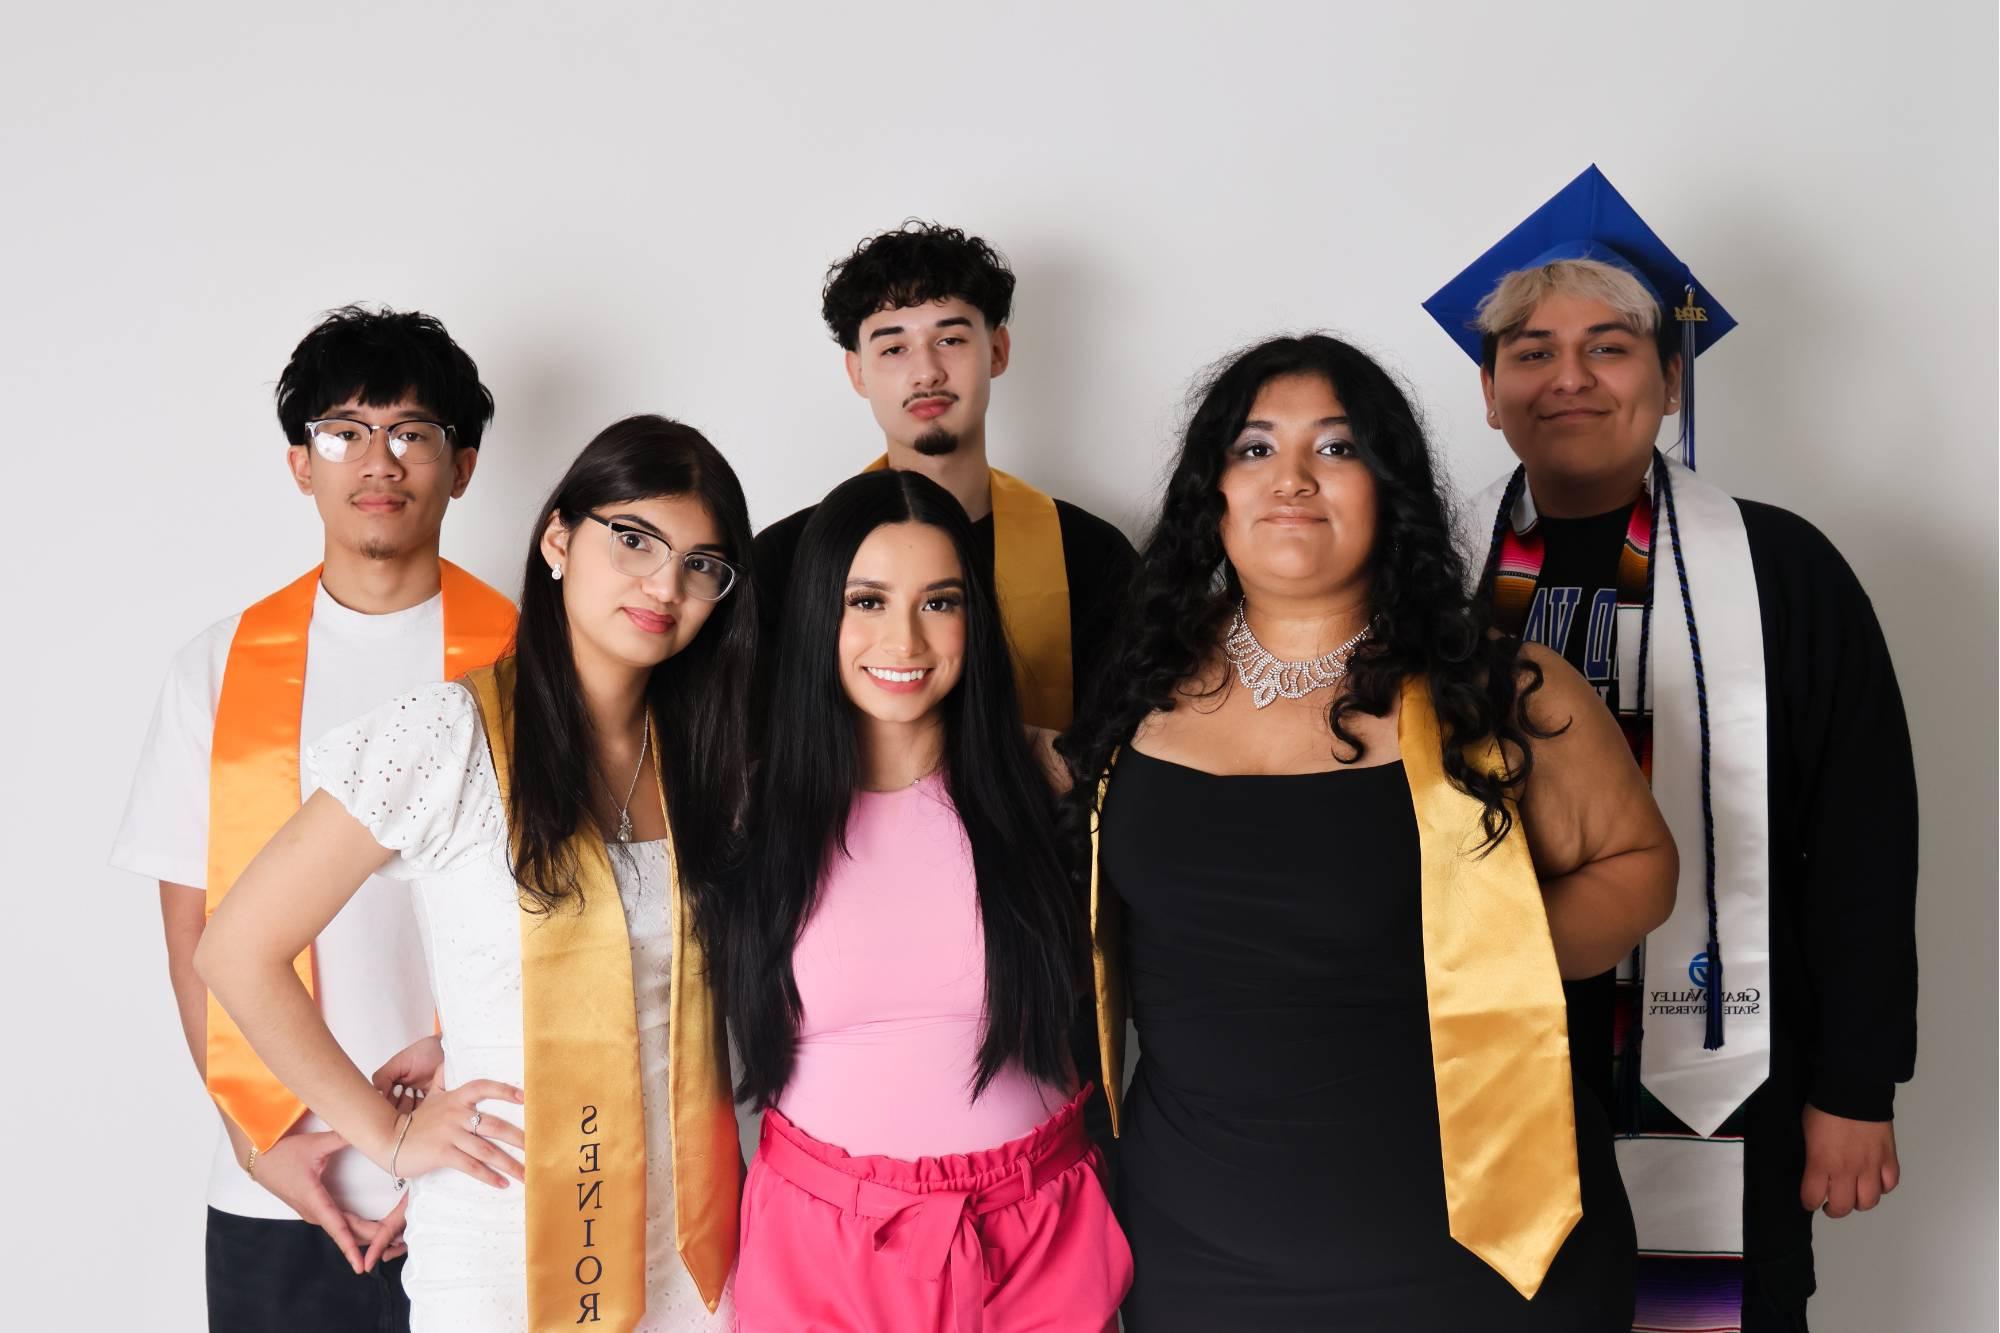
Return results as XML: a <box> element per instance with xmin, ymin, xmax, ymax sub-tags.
<box><xmin>1223</xmin><ymin>600</ymin><xmax>1372</xmax><ymax>708</ymax></box>
<box><xmin>597</xmin><ymin>722</ymin><xmax>651</xmax><ymax>842</ymax></box>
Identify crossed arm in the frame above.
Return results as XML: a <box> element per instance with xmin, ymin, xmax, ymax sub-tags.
<box><xmin>1513</xmin><ymin>644</ymin><xmax>1679</xmax><ymax>979</ymax></box>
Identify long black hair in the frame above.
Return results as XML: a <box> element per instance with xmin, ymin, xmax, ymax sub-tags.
<box><xmin>727</xmin><ymin>469</ymin><xmax>1080</xmax><ymax>1108</ymax></box>
<box><xmin>505</xmin><ymin>414</ymin><xmax>756</xmax><ymax>953</ymax></box>
<box><xmin>1060</xmin><ymin>333</ymin><xmax>1547</xmax><ymax>850</ymax></box>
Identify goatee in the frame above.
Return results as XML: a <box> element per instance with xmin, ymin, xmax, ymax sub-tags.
<box><xmin>912</xmin><ymin>427</ymin><xmax>959</xmax><ymax>458</ymax></box>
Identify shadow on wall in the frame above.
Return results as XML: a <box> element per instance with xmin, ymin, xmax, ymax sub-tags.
<box><xmin>998</xmin><ymin>244</ymin><xmax>1096</xmax><ymax>503</ymax></box>
<box><xmin>453</xmin><ymin>306</ymin><xmax>651</xmax><ymax>597</ymax></box>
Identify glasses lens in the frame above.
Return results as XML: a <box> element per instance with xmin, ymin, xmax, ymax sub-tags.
<box><xmin>308</xmin><ymin>420</ymin><xmax>368</xmax><ymax>463</ymax></box>
<box><xmin>606</xmin><ymin>524</ymin><xmax>665</xmax><ymax>578</ymax></box>
<box><xmin>682</xmin><ymin>553</ymin><xmax>736</xmax><ymax>601</ymax></box>
<box><xmin>386</xmin><ymin>422</ymin><xmax>448</xmax><ymax>464</ymax></box>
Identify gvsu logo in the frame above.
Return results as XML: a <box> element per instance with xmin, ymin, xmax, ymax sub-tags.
<box><xmin>1649</xmin><ymin>954</ymin><xmax>1760</xmax><ymax>1016</ymax></box>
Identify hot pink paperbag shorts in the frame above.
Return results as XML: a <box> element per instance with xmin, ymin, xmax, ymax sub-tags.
<box><xmin>735</xmin><ymin>1087</ymin><xmax>1132</xmax><ymax>1332</ymax></box>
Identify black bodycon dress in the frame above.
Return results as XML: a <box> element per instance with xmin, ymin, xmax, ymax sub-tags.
<box><xmin>1100</xmin><ymin>750</ymin><xmax>1635</xmax><ymax>1332</ymax></box>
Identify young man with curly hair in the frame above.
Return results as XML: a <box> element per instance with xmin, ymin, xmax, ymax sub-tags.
<box><xmin>754</xmin><ymin>221</ymin><xmax>1137</xmax><ymax>730</ymax></box>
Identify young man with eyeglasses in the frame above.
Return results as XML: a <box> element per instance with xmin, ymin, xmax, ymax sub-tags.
<box><xmin>111</xmin><ymin>305</ymin><xmax>516</xmax><ymax>1331</ymax></box>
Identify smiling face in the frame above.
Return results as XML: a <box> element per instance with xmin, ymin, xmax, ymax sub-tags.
<box><xmin>1482</xmin><ymin>291</ymin><xmax>1682</xmax><ymax>511</ymax></box>
<box><xmin>844</xmin><ymin>298</ymin><xmax>1010</xmax><ymax>458</ymax></box>
<box><xmin>1216</xmin><ymin>373</ymin><xmax>1379</xmax><ymax>602</ymax></box>
<box><xmin>287</xmin><ymin>394</ymin><xmax>477</xmax><ymax>561</ymax></box>
<box><xmin>539</xmin><ymin>492</ymin><xmax>729</xmax><ymax>675</ymax></box>
<box><xmin>836</xmin><ymin>520</ymin><xmax>968</xmax><ymax>727</ymax></box>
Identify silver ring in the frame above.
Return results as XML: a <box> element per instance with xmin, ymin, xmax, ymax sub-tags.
<box><xmin>467</xmin><ymin>1110</ymin><xmax>484</xmax><ymax>1133</ymax></box>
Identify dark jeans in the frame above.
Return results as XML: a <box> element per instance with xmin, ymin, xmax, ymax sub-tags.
<box><xmin>1741</xmin><ymin>1247</ymin><xmax>1816</xmax><ymax>1333</ymax></box>
<box><xmin>206</xmin><ymin>1207</ymin><xmax>410</xmax><ymax>1333</ymax></box>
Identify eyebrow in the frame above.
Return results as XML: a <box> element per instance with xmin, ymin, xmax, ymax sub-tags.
<box><xmin>1240</xmin><ymin>416</ymin><xmax>1349</xmax><ymax>431</ymax></box>
<box><xmin>1504</xmin><ymin>321</ymin><xmax>1639</xmax><ymax>343</ymax></box>
<box><xmin>866</xmin><ymin>315</ymin><xmax>974</xmax><ymax>342</ymax></box>
<box><xmin>844</xmin><ymin>577</ymin><xmax>967</xmax><ymax>592</ymax></box>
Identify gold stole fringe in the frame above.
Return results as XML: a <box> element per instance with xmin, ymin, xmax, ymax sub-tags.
<box><xmin>204</xmin><ymin>561</ymin><xmax>514</xmax><ymax>1151</ymax></box>
<box><xmin>1090</xmin><ymin>676</ymin><xmax>1581</xmax><ymax>1298</ymax></box>
<box><xmin>863</xmin><ymin>458</ymin><xmax>1074</xmax><ymax>729</ymax></box>
<box><xmin>467</xmin><ymin>660</ymin><xmax>739</xmax><ymax>1326</ymax></box>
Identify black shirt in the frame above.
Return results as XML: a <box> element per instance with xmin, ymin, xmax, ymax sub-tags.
<box><xmin>1520</xmin><ymin>505</ymin><xmax>1634</xmax><ymax>700</ymax></box>
<box><xmin>752</xmin><ymin>490</ymin><xmax>1139</xmax><ymax>723</ymax></box>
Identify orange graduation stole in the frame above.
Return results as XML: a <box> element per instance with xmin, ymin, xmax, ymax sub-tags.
<box><xmin>864</xmin><ymin>457</ymin><xmax>1074</xmax><ymax>729</ymax></box>
<box><xmin>1089</xmin><ymin>676</ymin><xmax>1581</xmax><ymax>1298</ymax></box>
<box><xmin>466</xmin><ymin>660</ymin><xmax>739</xmax><ymax>1326</ymax></box>
<box><xmin>204</xmin><ymin>561</ymin><xmax>515</xmax><ymax>1153</ymax></box>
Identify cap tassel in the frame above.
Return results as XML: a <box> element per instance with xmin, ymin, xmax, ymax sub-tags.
<box><xmin>1656</xmin><ymin>453</ymin><xmax>1725</xmax><ymax>1051</ymax></box>
<box><xmin>1677</xmin><ymin>284</ymin><xmax>1700</xmax><ymax>470</ymax></box>
<box><xmin>1703</xmin><ymin>940</ymin><xmax>1725</xmax><ymax>1051</ymax></box>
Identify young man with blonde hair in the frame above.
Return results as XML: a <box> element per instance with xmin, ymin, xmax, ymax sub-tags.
<box><xmin>1429</xmin><ymin>166</ymin><xmax>1919</xmax><ymax>1333</ymax></box>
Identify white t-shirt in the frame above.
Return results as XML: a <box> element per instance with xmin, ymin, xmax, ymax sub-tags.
<box><xmin>112</xmin><ymin>583</ymin><xmax>454</xmax><ymax>1222</ymax></box>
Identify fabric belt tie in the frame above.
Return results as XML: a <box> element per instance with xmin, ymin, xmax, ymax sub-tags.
<box><xmin>756</xmin><ymin>1103</ymin><xmax>1093</xmax><ymax>1332</ymax></box>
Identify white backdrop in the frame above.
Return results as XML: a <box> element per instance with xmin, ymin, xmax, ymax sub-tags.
<box><xmin>2</xmin><ymin>3</ymin><xmax>1992</xmax><ymax>1328</ymax></box>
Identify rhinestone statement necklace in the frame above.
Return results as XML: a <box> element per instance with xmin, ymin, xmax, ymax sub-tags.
<box><xmin>1222</xmin><ymin>600</ymin><xmax>1372</xmax><ymax>708</ymax></box>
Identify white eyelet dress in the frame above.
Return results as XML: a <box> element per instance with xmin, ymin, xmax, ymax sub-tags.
<box><xmin>306</xmin><ymin>681</ymin><xmax>736</xmax><ymax>1332</ymax></box>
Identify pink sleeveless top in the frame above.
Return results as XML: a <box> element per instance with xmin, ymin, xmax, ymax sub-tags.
<box><xmin>776</xmin><ymin>772</ymin><xmax>1071</xmax><ymax>1159</ymax></box>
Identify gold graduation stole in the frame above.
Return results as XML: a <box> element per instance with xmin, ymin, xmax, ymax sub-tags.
<box><xmin>204</xmin><ymin>561</ymin><xmax>515</xmax><ymax>1153</ymax></box>
<box><xmin>864</xmin><ymin>457</ymin><xmax>1074</xmax><ymax>729</ymax></box>
<box><xmin>466</xmin><ymin>660</ymin><xmax>739</xmax><ymax>1327</ymax></box>
<box><xmin>1090</xmin><ymin>675</ymin><xmax>1581</xmax><ymax>1298</ymax></box>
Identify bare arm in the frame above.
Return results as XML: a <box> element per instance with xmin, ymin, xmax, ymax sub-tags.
<box><xmin>1514</xmin><ymin>645</ymin><xmax>1678</xmax><ymax>979</ymax></box>
<box><xmin>194</xmin><ymin>791</ymin><xmax>406</xmax><ymax>1166</ymax></box>
<box><xmin>194</xmin><ymin>789</ymin><xmax>524</xmax><ymax>1190</ymax></box>
<box><xmin>159</xmin><ymin>883</ymin><xmax>256</xmax><ymax>1165</ymax></box>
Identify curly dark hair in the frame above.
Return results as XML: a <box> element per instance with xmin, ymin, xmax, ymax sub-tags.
<box><xmin>1058</xmin><ymin>333</ymin><xmax>1548</xmax><ymax>851</ymax></box>
<box><xmin>820</xmin><ymin>220</ymin><xmax>1016</xmax><ymax>351</ymax></box>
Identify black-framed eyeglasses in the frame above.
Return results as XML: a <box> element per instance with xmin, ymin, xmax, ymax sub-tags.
<box><xmin>582</xmin><ymin>513</ymin><xmax>740</xmax><ymax>602</ymax></box>
<box><xmin>303</xmin><ymin>417</ymin><xmax>457</xmax><ymax>465</ymax></box>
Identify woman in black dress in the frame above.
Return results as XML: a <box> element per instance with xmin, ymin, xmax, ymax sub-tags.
<box><xmin>1060</xmin><ymin>335</ymin><xmax>1678</xmax><ymax>1331</ymax></box>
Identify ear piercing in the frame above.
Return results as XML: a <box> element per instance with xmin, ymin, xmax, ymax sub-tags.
<box><xmin>551</xmin><ymin>565</ymin><xmax>563</xmax><ymax>581</ymax></box>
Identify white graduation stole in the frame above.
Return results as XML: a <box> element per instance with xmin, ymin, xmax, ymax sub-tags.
<box><xmin>1456</xmin><ymin>458</ymin><xmax>1772</xmax><ymax>1277</ymax></box>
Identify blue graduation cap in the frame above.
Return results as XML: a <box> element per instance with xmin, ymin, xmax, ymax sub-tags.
<box><xmin>1423</xmin><ymin>164</ymin><xmax>1735</xmax><ymax>467</ymax></box>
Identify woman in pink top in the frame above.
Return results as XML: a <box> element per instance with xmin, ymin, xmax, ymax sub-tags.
<box><xmin>725</xmin><ymin>469</ymin><xmax>1131</xmax><ymax>1332</ymax></box>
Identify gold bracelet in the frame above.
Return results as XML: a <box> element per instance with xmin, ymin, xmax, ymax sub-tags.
<box><xmin>245</xmin><ymin>1145</ymin><xmax>259</xmax><ymax>1181</ymax></box>
<box><xmin>389</xmin><ymin>1111</ymin><xmax>415</xmax><ymax>1191</ymax></box>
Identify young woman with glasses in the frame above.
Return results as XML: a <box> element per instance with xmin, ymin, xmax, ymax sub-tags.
<box><xmin>198</xmin><ymin>415</ymin><xmax>756</xmax><ymax>1330</ymax></box>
